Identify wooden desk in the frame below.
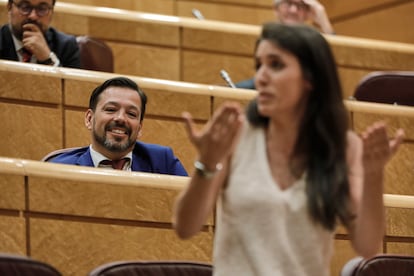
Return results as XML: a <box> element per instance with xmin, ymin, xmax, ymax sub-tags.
<box><xmin>0</xmin><ymin>157</ymin><xmax>213</xmax><ymax>275</ymax></box>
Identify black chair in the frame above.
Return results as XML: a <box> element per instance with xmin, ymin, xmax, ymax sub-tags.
<box><xmin>353</xmin><ymin>71</ymin><xmax>414</xmax><ymax>106</ymax></box>
<box><xmin>76</xmin><ymin>36</ymin><xmax>114</xmax><ymax>73</ymax></box>
<box><xmin>88</xmin><ymin>260</ymin><xmax>213</xmax><ymax>276</ymax></box>
<box><xmin>341</xmin><ymin>254</ymin><xmax>414</xmax><ymax>276</ymax></box>
<box><xmin>0</xmin><ymin>253</ymin><xmax>62</xmax><ymax>276</ymax></box>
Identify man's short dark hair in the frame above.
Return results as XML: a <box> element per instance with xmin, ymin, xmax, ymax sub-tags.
<box><xmin>89</xmin><ymin>77</ymin><xmax>147</xmax><ymax>122</ymax></box>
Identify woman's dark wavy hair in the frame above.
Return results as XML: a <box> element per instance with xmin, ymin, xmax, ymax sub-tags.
<box><xmin>247</xmin><ymin>22</ymin><xmax>352</xmax><ymax>231</ymax></box>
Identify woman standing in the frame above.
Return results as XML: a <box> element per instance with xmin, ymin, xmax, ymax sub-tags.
<box><xmin>173</xmin><ymin>23</ymin><xmax>404</xmax><ymax>275</ymax></box>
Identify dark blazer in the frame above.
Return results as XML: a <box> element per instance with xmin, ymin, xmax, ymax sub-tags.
<box><xmin>47</xmin><ymin>141</ymin><xmax>188</xmax><ymax>176</ymax></box>
<box><xmin>235</xmin><ymin>77</ymin><xmax>255</xmax><ymax>90</ymax></box>
<box><xmin>0</xmin><ymin>24</ymin><xmax>80</xmax><ymax>68</ymax></box>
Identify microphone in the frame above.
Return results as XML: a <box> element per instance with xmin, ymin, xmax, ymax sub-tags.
<box><xmin>192</xmin><ymin>9</ymin><xmax>205</xmax><ymax>20</ymax></box>
<box><xmin>220</xmin><ymin>69</ymin><xmax>236</xmax><ymax>88</ymax></box>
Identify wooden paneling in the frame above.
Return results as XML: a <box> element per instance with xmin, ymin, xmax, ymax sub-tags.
<box><xmin>0</xmin><ymin>159</ymin><xmax>214</xmax><ymax>276</ymax></box>
<box><xmin>0</xmin><ymin>173</ymin><xmax>26</xmax><ymax>255</ymax></box>
<box><xmin>107</xmin><ymin>42</ymin><xmax>180</xmax><ymax>80</ymax></box>
<box><xmin>182</xmin><ymin>50</ymin><xmax>254</xmax><ymax>85</ymax></box>
<box><xmin>0</xmin><ymin>215</ymin><xmax>26</xmax><ymax>255</ymax></box>
<box><xmin>387</xmin><ymin>242</ymin><xmax>414</xmax><ymax>255</ymax></box>
<box><xmin>30</xmin><ymin>218</ymin><xmax>212</xmax><ymax>276</ymax></box>
<box><xmin>0</xmin><ymin>103</ymin><xmax>62</xmax><ymax>160</ymax></box>
<box><xmin>29</xmin><ymin>176</ymin><xmax>182</xmax><ymax>222</ymax></box>
<box><xmin>386</xmin><ymin>208</ymin><xmax>414</xmax><ymax>237</ymax></box>
<box><xmin>0</xmin><ymin>70</ymin><xmax>61</xmax><ymax>103</ymax></box>
<box><xmin>176</xmin><ymin>1</ymin><xmax>273</xmax><ymax>25</ymax></box>
<box><xmin>331</xmin><ymin>1</ymin><xmax>414</xmax><ymax>44</ymax></box>
<box><xmin>0</xmin><ymin>175</ymin><xmax>25</xmax><ymax>210</ymax></box>
<box><xmin>59</xmin><ymin>0</ymin><xmax>175</xmax><ymax>14</ymax></box>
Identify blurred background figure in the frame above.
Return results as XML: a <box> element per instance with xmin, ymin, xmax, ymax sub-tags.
<box><xmin>273</xmin><ymin>0</ymin><xmax>334</xmax><ymax>34</ymax></box>
<box><xmin>0</xmin><ymin>0</ymin><xmax>80</xmax><ymax>67</ymax></box>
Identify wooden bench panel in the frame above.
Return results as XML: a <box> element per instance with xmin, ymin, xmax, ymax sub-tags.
<box><xmin>30</xmin><ymin>218</ymin><xmax>213</xmax><ymax>276</ymax></box>
<box><xmin>181</xmin><ymin>28</ymin><xmax>257</xmax><ymax>55</ymax></box>
<box><xmin>386</xmin><ymin>242</ymin><xmax>414</xmax><ymax>255</ymax></box>
<box><xmin>176</xmin><ymin>1</ymin><xmax>273</xmax><ymax>25</ymax></box>
<box><xmin>107</xmin><ymin>42</ymin><xmax>180</xmax><ymax>80</ymax></box>
<box><xmin>64</xmin><ymin>80</ymin><xmax>211</xmax><ymax>119</ymax></box>
<box><xmin>333</xmin><ymin>1</ymin><xmax>414</xmax><ymax>44</ymax></box>
<box><xmin>386</xmin><ymin>208</ymin><xmax>414</xmax><ymax>237</ymax></box>
<box><xmin>182</xmin><ymin>50</ymin><xmax>254</xmax><ymax>85</ymax></box>
<box><xmin>0</xmin><ymin>70</ymin><xmax>61</xmax><ymax>104</ymax></box>
<box><xmin>328</xmin><ymin>36</ymin><xmax>414</xmax><ymax>71</ymax></box>
<box><xmin>0</xmin><ymin>215</ymin><xmax>26</xmax><ymax>255</ymax></box>
<box><xmin>52</xmin><ymin>14</ymin><xmax>180</xmax><ymax>47</ymax></box>
<box><xmin>0</xmin><ymin>103</ymin><xmax>62</xmax><ymax>160</ymax></box>
<box><xmin>60</xmin><ymin>0</ymin><xmax>175</xmax><ymax>14</ymax></box>
<box><xmin>28</xmin><ymin>176</ymin><xmax>183</xmax><ymax>222</ymax></box>
<box><xmin>0</xmin><ymin>175</ymin><xmax>25</xmax><ymax>210</ymax></box>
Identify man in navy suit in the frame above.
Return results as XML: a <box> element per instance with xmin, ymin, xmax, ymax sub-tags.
<box><xmin>0</xmin><ymin>0</ymin><xmax>80</xmax><ymax>67</ymax></box>
<box><xmin>47</xmin><ymin>77</ymin><xmax>188</xmax><ymax>176</ymax></box>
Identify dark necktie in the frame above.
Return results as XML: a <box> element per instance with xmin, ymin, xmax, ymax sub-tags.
<box><xmin>21</xmin><ymin>48</ymin><xmax>32</xmax><ymax>62</ymax></box>
<box><xmin>99</xmin><ymin>158</ymin><xmax>129</xmax><ymax>170</ymax></box>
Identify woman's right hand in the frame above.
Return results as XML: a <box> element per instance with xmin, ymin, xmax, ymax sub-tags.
<box><xmin>182</xmin><ymin>102</ymin><xmax>244</xmax><ymax>169</ymax></box>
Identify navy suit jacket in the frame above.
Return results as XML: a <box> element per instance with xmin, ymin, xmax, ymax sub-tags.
<box><xmin>48</xmin><ymin>141</ymin><xmax>188</xmax><ymax>176</ymax></box>
<box><xmin>0</xmin><ymin>24</ymin><xmax>80</xmax><ymax>68</ymax></box>
<box><xmin>235</xmin><ymin>77</ymin><xmax>255</xmax><ymax>90</ymax></box>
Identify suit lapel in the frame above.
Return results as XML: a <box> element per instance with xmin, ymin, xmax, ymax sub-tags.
<box><xmin>77</xmin><ymin>148</ymin><xmax>95</xmax><ymax>166</ymax></box>
<box><xmin>0</xmin><ymin>25</ymin><xmax>18</xmax><ymax>61</ymax></box>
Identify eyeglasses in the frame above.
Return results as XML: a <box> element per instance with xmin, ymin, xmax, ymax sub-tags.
<box><xmin>12</xmin><ymin>1</ymin><xmax>53</xmax><ymax>17</ymax></box>
<box><xmin>278</xmin><ymin>0</ymin><xmax>309</xmax><ymax>11</ymax></box>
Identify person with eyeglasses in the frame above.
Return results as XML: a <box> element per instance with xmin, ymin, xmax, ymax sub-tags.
<box><xmin>0</xmin><ymin>0</ymin><xmax>80</xmax><ymax>67</ymax></box>
<box><xmin>273</xmin><ymin>0</ymin><xmax>334</xmax><ymax>35</ymax></box>
<box><xmin>235</xmin><ymin>0</ymin><xmax>334</xmax><ymax>90</ymax></box>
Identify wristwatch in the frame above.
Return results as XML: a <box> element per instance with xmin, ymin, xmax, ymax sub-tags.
<box><xmin>38</xmin><ymin>52</ymin><xmax>60</xmax><ymax>66</ymax></box>
<box><xmin>194</xmin><ymin>160</ymin><xmax>223</xmax><ymax>179</ymax></box>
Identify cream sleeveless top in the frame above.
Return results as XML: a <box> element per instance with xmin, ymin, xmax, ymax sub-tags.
<box><xmin>213</xmin><ymin>122</ymin><xmax>334</xmax><ymax>276</ymax></box>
